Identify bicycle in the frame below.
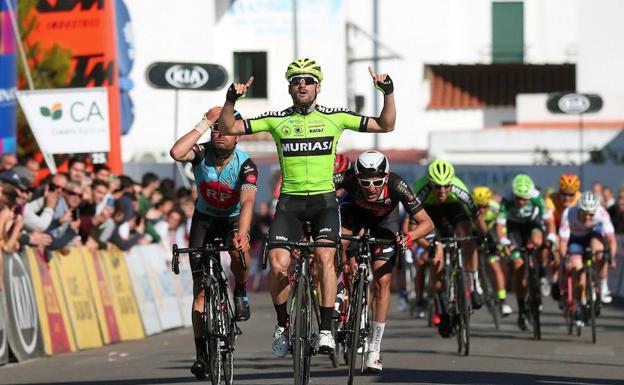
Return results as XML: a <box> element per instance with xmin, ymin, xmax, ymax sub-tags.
<box><xmin>172</xmin><ymin>240</ymin><xmax>247</xmax><ymax>385</ymax></box>
<box><xmin>477</xmin><ymin>239</ymin><xmax>500</xmax><ymax>330</ymax></box>
<box><xmin>430</xmin><ymin>235</ymin><xmax>479</xmax><ymax>356</ymax></box>
<box><xmin>512</xmin><ymin>245</ymin><xmax>542</xmax><ymax>341</ymax></box>
<box><xmin>339</xmin><ymin>229</ymin><xmax>400</xmax><ymax>385</ymax></box>
<box><xmin>261</xmin><ymin>236</ymin><xmax>336</xmax><ymax>385</ymax></box>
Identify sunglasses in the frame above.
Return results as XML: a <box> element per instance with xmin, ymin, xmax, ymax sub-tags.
<box><xmin>514</xmin><ymin>196</ymin><xmax>529</xmax><ymax>201</ymax></box>
<box><xmin>63</xmin><ymin>188</ymin><xmax>81</xmax><ymax>197</ymax></box>
<box><xmin>560</xmin><ymin>192</ymin><xmax>575</xmax><ymax>198</ymax></box>
<box><xmin>210</xmin><ymin>125</ymin><xmax>221</xmax><ymax>135</ymax></box>
<box><xmin>288</xmin><ymin>76</ymin><xmax>318</xmax><ymax>86</ymax></box>
<box><xmin>358</xmin><ymin>178</ymin><xmax>385</xmax><ymax>188</ymax></box>
<box><xmin>432</xmin><ymin>184</ymin><xmax>451</xmax><ymax>190</ymax></box>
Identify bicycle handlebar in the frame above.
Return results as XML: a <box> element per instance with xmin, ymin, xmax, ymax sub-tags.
<box><xmin>171</xmin><ymin>243</ymin><xmax>247</xmax><ymax>274</ymax></box>
<box><xmin>339</xmin><ymin>233</ymin><xmax>398</xmax><ymax>246</ymax></box>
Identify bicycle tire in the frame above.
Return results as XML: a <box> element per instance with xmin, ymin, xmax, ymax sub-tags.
<box><xmin>347</xmin><ymin>274</ymin><xmax>365</xmax><ymax>385</ymax></box>
<box><xmin>206</xmin><ymin>285</ymin><xmax>222</xmax><ymax>385</ymax></box>
<box><xmin>329</xmin><ymin>319</ymin><xmax>340</xmax><ymax>368</ymax></box>
<box><xmin>528</xmin><ymin>265</ymin><xmax>541</xmax><ymax>341</ymax></box>
<box><xmin>586</xmin><ymin>267</ymin><xmax>596</xmax><ymax>344</ymax></box>
<box><xmin>222</xmin><ymin>288</ymin><xmax>235</xmax><ymax>385</ymax></box>
<box><xmin>480</xmin><ymin>256</ymin><xmax>500</xmax><ymax>330</ymax></box>
<box><xmin>293</xmin><ymin>273</ymin><xmax>311</xmax><ymax>385</ymax></box>
<box><xmin>457</xmin><ymin>270</ymin><xmax>470</xmax><ymax>356</ymax></box>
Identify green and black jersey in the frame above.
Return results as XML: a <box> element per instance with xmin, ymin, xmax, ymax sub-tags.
<box><xmin>412</xmin><ymin>176</ymin><xmax>480</xmax><ymax>219</ymax></box>
<box><xmin>243</xmin><ymin>105</ymin><xmax>368</xmax><ymax>195</ymax></box>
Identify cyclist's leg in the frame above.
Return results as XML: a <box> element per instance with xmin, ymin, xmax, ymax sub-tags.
<box><xmin>454</xmin><ymin>215</ymin><xmax>482</xmax><ymax>308</ymax></box>
<box><xmin>225</xmin><ymin>217</ymin><xmax>252</xmax><ymax>321</ymax></box>
<box><xmin>507</xmin><ymin>226</ymin><xmax>528</xmax><ymax>327</ymax></box>
<box><xmin>589</xmin><ymin>233</ymin><xmax>609</xmax><ymax>302</ymax></box>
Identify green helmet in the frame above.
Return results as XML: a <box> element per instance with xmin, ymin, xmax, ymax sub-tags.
<box><xmin>285</xmin><ymin>58</ymin><xmax>323</xmax><ymax>82</ymax></box>
<box><xmin>512</xmin><ymin>174</ymin><xmax>534</xmax><ymax>199</ymax></box>
<box><xmin>427</xmin><ymin>160</ymin><xmax>455</xmax><ymax>185</ymax></box>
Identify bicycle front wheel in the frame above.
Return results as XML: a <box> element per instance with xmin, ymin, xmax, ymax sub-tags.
<box><xmin>456</xmin><ymin>270</ymin><xmax>470</xmax><ymax>356</ymax></box>
<box><xmin>293</xmin><ymin>274</ymin><xmax>311</xmax><ymax>385</ymax></box>
<box><xmin>222</xmin><ymin>289</ymin><xmax>235</xmax><ymax>385</ymax></box>
<box><xmin>347</xmin><ymin>274</ymin><xmax>365</xmax><ymax>385</ymax></box>
<box><xmin>205</xmin><ymin>285</ymin><xmax>222</xmax><ymax>385</ymax></box>
<box><xmin>528</xmin><ymin>265</ymin><xmax>541</xmax><ymax>341</ymax></box>
<box><xmin>587</xmin><ymin>268</ymin><xmax>597</xmax><ymax>344</ymax></box>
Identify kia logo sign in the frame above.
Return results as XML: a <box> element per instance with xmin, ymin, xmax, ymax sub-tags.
<box><xmin>7</xmin><ymin>253</ymin><xmax>39</xmax><ymax>354</ymax></box>
<box><xmin>547</xmin><ymin>93</ymin><xmax>603</xmax><ymax>114</ymax></box>
<box><xmin>147</xmin><ymin>62</ymin><xmax>228</xmax><ymax>91</ymax></box>
<box><xmin>165</xmin><ymin>65</ymin><xmax>209</xmax><ymax>89</ymax></box>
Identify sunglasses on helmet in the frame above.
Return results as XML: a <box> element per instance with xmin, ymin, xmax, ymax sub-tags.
<box><xmin>288</xmin><ymin>75</ymin><xmax>319</xmax><ymax>86</ymax></box>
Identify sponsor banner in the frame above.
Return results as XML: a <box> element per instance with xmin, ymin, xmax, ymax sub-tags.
<box><xmin>50</xmin><ymin>249</ymin><xmax>103</xmax><ymax>350</ymax></box>
<box><xmin>125</xmin><ymin>247</ymin><xmax>161</xmax><ymax>336</ymax></box>
<box><xmin>146</xmin><ymin>62</ymin><xmax>228</xmax><ymax>91</ymax></box>
<box><xmin>0</xmin><ymin>1</ymin><xmax>17</xmax><ymax>151</ymax></box>
<box><xmin>16</xmin><ymin>88</ymin><xmax>111</xmax><ymax>154</ymax></box>
<box><xmin>82</xmin><ymin>247</ymin><xmax>120</xmax><ymax>344</ymax></box>
<box><xmin>136</xmin><ymin>245</ymin><xmax>183</xmax><ymax>330</ymax></box>
<box><xmin>98</xmin><ymin>249</ymin><xmax>144</xmax><ymax>341</ymax></box>
<box><xmin>26</xmin><ymin>0</ymin><xmax>122</xmax><ymax>172</ymax></box>
<box><xmin>24</xmin><ymin>248</ymin><xmax>74</xmax><ymax>355</ymax></box>
<box><xmin>3</xmin><ymin>252</ymin><xmax>43</xmax><ymax>361</ymax></box>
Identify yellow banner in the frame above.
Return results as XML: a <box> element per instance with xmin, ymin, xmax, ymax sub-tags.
<box><xmin>98</xmin><ymin>248</ymin><xmax>144</xmax><ymax>341</ymax></box>
<box><xmin>50</xmin><ymin>249</ymin><xmax>103</xmax><ymax>350</ymax></box>
<box><xmin>24</xmin><ymin>248</ymin><xmax>75</xmax><ymax>355</ymax></box>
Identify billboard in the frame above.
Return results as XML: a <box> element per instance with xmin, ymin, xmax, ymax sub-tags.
<box><xmin>0</xmin><ymin>0</ymin><xmax>17</xmax><ymax>153</ymax></box>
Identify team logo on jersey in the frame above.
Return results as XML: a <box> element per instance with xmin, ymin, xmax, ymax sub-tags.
<box><xmin>281</xmin><ymin>126</ymin><xmax>291</xmax><ymax>135</ymax></box>
<box><xmin>281</xmin><ymin>137</ymin><xmax>333</xmax><ymax>157</ymax></box>
<box><xmin>294</xmin><ymin>126</ymin><xmax>304</xmax><ymax>135</ymax></box>
<box><xmin>200</xmin><ymin>181</ymin><xmax>239</xmax><ymax>207</ymax></box>
<box><xmin>246</xmin><ymin>174</ymin><xmax>257</xmax><ymax>184</ymax></box>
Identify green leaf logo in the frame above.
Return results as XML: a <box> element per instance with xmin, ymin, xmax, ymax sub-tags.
<box><xmin>40</xmin><ymin>107</ymin><xmax>51</xmax><ymax>117</ymax></box>
<box><xmin>40</xmin><ymin>103</ymin><xmax>63</xmax><ymax>120</ymax></box>
<box><xmin>52</xmin><ymin>110</ymin><xmax>62</xmax><ymax>120</ymax></box>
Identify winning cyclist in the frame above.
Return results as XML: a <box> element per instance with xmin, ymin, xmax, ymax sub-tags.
<box><xmin>496</xmin><ymin>174</ymin><xmax>553</xmax><ymax>331</ymax></box>
<box><xmin>218</xmin><ymin>58</ymin><xmax>396</xmax><ymax>356</ymax></box>
<box><xmin>170</xmin><ymin>107</ymin><xmax>258</xmax><ymax>379</ymax></box>
<box><xmin>412</xmin><ymin>160</ymin><xmax>487</xmax><ymax>337</ymax></box>
<box><xmin>338</xmin><ymin>151</ymin><xmax>433</xmax><ymax>372</ymax></box>
<box><xmin>472</xmin><ymin>186</ymin><xmax>512</xmax><ymax>316</ymax></box>
<box><xmin>559</xmin><ymin>191</ymin><xmax>617</xmax><ymax>320</ymax></box>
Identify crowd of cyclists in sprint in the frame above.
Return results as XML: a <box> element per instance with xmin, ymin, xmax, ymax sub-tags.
<box><xmin>169</xmin><ymin>58</ymin><xmax>619</xmax><ymax>384</ymax></box>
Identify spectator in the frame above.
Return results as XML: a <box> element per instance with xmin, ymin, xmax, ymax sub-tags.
<box><xmin>45</xmin><ymin>181</ymin><xmax>82</xmax><ymax>251</ymax></box>
<box><xmin>139</xmin><ymin>172</ymin><xmax>160</xmax><ymax>213</ymax></box>
<box><xmin>592</xmin><ymin>181</ymin><xmax>604</xmax><ymax>205</ymax></box>
<box><xmin>79</xmin><ymin>179</ymin><xmax>114</xmax><ymax>242</ymax></box>
<box><xmin>155</xmin><ymin>207</ymin><xmax>187</xmax><ymax>251</ymax></box>
<box><xmin>0</xmin><ymin>153</ymin><xmax>17</xmax><ymax>171</ymax></box>
<box><xmin>106</xmin><ymin>200</ymin><xmax>148</xmax><ymax>251</ymax></box>
<box><xmin>24</xmin><ymin>173</ymin><xmax>67</xmax><ymax>232</ymax></box>
<box><xmin>0</xmin><ymin>181</ymin><xmax>24</xmax><ymax>253</ymax></box>
<box><xmin>93</xmin><ymin>164</ymin><xmax>111</xmax><ymax>182</ymax></box>
<box><xmin>67</xmin><ymin>156</ymin><xmax>87</xmax><ymax>185</ymax></box>
<box><xmin>21</xmin><ymin>156</ymin><xmax>41</xmax><ymax>183</ymax></box>
<box><xmin>608</xmin><ymin>189</ymin><xmax>624</xmax><ymax>234</ymax></box>
<box><xmin>603</xmin><ymin>186</ymin><xmax>615</xmax><ymax>209</ymax></box>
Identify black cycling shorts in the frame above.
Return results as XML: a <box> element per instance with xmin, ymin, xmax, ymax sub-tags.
<box><xmin>507</xmin><ymin>221</ymin><xmax>544</xmax><ymax>250</ymax></box>
<box><xmin>188</xmin><ymin>210</ymin><xmax>238</xmax><ymax>276</ymax></box>
<box><xmin>425</xmin><ymin>202</ymin><xmax>470</xmax><ymax>237</ymax></box>
<box><xmin>340</xmin><ymin>202</ymin><xmax>400</xmax><ymax>263</ymax></box>
<box><xmin>269</xmin><ymin>192</ymin><xmax>340</xmax><ymax>247</ymax></box>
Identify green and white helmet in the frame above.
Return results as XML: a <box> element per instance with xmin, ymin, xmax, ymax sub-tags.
<box><xmin>285</xmin><ymin>58</ymin><xmax>323</xmax><ymax>82</ymax></box>
<box><xmin>512</xmin><ymin>174</ymin><xmax>534</xmax><ymax>199</ymax></box>
<box><xmin>427</xmin><ymin>159</ymin><xmax>455</xmax><ymax>186</ymax></box>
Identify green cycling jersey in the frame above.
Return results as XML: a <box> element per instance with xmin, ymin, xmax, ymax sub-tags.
<box><xmin>243</xmin><ymin>105</ymin><xmax>367</xmax><ymax>195</ymax></box>
<box><xmin>412</xmin><ymin>176</ymin><xmax>480</xmax><ymax>219</ymax></box>
<box><xmin>483</xmin><ymin>200</ymin><xmax>500</xmax><ymax>230</ymax></box>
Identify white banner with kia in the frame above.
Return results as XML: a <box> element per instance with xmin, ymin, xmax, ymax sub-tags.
<box><xmin>16</xmin><ymin>87</ymin><xmax>110</xmax><ymax>154</ymax></box>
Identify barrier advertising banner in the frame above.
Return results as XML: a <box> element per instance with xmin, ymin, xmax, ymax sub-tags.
<box><xmin>98</xmin><ymin>249</ymin><xmax>144</xmax><ymax>341</ymax></box>
<box><xmin>138</xmin><ymin>245</ymin><xmax>183</xmax><ymax>330</ymax></box>
<box><xmin>50</xmin><ymin>250</ymin><xmax>103</xmax><ymax>350</ymax></box>
<box><xmin>125</xmin><ymin>247</ymin><xmax>162</xmax><ymax>336</ymax></box>
<box><xmin>25</xmin><ymin>248</ymin><xmax>75</xmax><ymax>355</ymax></box>
<box><xmin>26</xmin><ymin>0</ymin><xmax>122</xmax><ymax>172</ymax></box>
<box><xmin>0</xmin><ymin>0</ymin><xmax>17</xmax><ymax>153</ymax></box>
<box><xmin>16</xmin><ymin>88</ymin><xmax>111</xmax><ymax>154</ymax></box>
<box><xmin>3</xmin><ymin>252</ymin><xmax>43</xmax><ymax>361</ymax></box>
<box><xmin>171</xmin><ymin>251</ymin><xmax>193</xmax><ymax>327</ymax></box>
<box><xmin>82</xmin><ymin>248</ymin><xmax>120</xmax><ymax>345</ymax></box>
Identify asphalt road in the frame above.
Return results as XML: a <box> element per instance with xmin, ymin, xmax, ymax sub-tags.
<box><xmin>1</xmin><ymin>292</ymin><xmax>623</xmax><ymax>385</ymax></box>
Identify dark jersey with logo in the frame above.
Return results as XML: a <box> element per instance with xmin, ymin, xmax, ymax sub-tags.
<box><xmin>337</xmin><ymin>170</ymin><xmax>423</xmax><ymax>219</ymax></box>
<box><xmin>244</xmin><ymin>105</ymin><xmax>367</xmax><ymax>195</ymax></box>
<box><xmin>191</xmin><ymin>143</ymin><xmax>258</xmax><ymax>217</ymax></box>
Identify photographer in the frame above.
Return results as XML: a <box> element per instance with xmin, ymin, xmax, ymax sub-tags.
<box><xmin>45</xmin><ymin>182</ymin><xmax>82</xmax><ymax>251</ymax></box>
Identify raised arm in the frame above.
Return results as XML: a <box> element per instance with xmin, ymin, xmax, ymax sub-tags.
<box><xmin>365</xmin><ymin>66</ymin><xmax>396</xmax><ymax>133</ymax></box>
<box><xmin>170</xmin><ymin>107</ymin><xmax>221</xmax><ymax>161</ymax></box>
<box><xmin>219</xmin><ymin>77</ymin><xmax>254</xmax><ymax>135</ymax></box>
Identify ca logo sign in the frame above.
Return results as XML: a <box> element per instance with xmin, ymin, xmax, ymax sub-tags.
<box><xmin>40</xmin><ymin>103</ymin><xmax>63</xmax><ymax>120</ymax></box>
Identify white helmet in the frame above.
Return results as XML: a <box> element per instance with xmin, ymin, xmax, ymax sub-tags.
<box><xmin>354</xmin><ymin>150</ymin><xmax>389</xmax><ymax>179</ymax></box>
<box><xmin>579</xmin><ymin>191</ymin><xmax>600</xmax><ymax>213</ymax></box>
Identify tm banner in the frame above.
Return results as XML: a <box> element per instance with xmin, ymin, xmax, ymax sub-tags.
<box><xmin>16</xmin><ymin>88</ymin><xmax>110</xmax><ymax>155</ymax></box>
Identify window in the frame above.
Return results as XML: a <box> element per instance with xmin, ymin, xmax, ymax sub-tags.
<box><xmin>492</xmin><ymin>2</ymin><xmax>524</xmax><ymax>63</ymax></box>
<box><xmin>233</xmin><ymin>52</ymin><xmax>267</xmax><ymax>98</ymax></box>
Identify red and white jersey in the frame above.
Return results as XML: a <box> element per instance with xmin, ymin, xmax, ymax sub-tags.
<box><xmin>559</xmin><ymin>205</ymin><xmax>615</xmax><ymax>239</ymax></box>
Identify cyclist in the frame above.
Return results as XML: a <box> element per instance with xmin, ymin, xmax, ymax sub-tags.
<box><xmin>472</xmin><ymin>186</ymin><xmax>512</xmax><ymax>316</ymax></box>
<box><xmin>218</xmin><ymin>58</ymin><xmax>396</xmax><ymax>356</ymax></box>
<box><xmin>169</xmin><ymin>106</ymin><xmax>258</xmax><ymax>379</ymax></box>
<box><xmin>338</xmin><ymin>150</ymin><xmax>433</xmax><ymax>373</ymax></box>
<box><xmin>545</xmin><ymin>173</ymin><xmax>581</xmax><ymax>298</ymax></box>
<box><xmin>496</xmin><ymin>174</ymin><xmax>553</xmax><ymax>331</ymax></box>
<box><xmin>412</xmin><ymin>160</ymin><xmax>487</xmax><ymax>337</ymax></box>
<box><xmin>559</xmin><ymin>192</ymin><xmax>617</xmax><ymax>319</ymax></box>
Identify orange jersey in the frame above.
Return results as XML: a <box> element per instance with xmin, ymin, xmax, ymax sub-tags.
<box><xmin>545</xmin><ymin>191</ymin><xmax>581</xmax><ymax>229</ymax></box>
